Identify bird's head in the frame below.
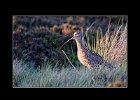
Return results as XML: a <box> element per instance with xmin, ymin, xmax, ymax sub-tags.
<box><xmin>60</xmin><ymin>30</ymin><xmax>84</xmax><ymax>49</ymax></box>
<box><xmin>72</xmin><ymin>31</ymin><xmax>83</xmax><ymax>41</ymax></box>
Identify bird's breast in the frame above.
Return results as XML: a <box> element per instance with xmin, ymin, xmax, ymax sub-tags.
<box><xmin>77</xmin><ymin>48</ymin><xmax>91</xmax><ymax>67</ymax></box>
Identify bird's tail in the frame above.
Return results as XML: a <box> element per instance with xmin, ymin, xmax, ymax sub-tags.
<box><xmin>104</xmin><ymin>61</ymin><xmax>114</xmax><ymax>69</ymax></box>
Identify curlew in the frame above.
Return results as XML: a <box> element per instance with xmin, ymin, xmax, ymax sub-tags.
<box><xmin>61</xmin><ymin>31</ymin><xmax>113</xmax><ymax>69</ymax></box>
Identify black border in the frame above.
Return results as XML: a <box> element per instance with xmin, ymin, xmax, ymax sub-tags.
<box><xmin>1</xmin><ymin>9</ymin><xmax>129</xmax><ymax>97</ymax></box>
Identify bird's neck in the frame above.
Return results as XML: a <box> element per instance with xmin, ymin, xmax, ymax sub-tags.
<box><xmin>75</xmin><ymin>39</ymin><xmax>87</xmax><ymax>51</ymax></box>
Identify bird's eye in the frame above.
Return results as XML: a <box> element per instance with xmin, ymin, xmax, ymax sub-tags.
<box><xmin>74</xmin><ymin>33</ymin><xmax>78</xmax><ymax>36</ymax></box>
<box><xmin>74</xmin><ymin>31</ymin><xmax>80</xmax><ymax>36</ymax></box>
<box><xmin>74</xmin><ymin>32</ymin><xmax>78</xmax><ymax>35</ymax></box>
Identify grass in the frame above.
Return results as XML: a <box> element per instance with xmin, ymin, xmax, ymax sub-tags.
<box><xmin>13</xmin><ymin>16</ymin><xmax>128</xmax><ymax>88</ymax></box>
<box><xmin>84</xmin><ymin>18</ymin><xmax>127</xmax><ymax>67</ymax></box>
<box><xmin>13</xmin><ymin>59</ymin><xmax>127</xmax><ymax>88</ymax></box>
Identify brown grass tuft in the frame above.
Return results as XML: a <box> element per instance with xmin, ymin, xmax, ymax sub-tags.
<box><xmin>107</xmin><ymin>79</ymin><xmax>127</xmax><ymax>87</ymax></box>
<box><xmin>50</xmin><ymin>25</ymin><xmax>60</xmax><ymax>32</ymax></box>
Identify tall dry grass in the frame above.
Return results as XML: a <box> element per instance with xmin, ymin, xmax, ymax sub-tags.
<box><xmin>85</xmin><ymin>19</ymin><xmax>127</xmax><ymax>67</ymax></box>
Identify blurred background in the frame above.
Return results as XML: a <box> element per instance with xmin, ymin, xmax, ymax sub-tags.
<box><xmin>13</xmin><ymin>15</ymin><xmax>127</xmax><ymax>68</ymax></box>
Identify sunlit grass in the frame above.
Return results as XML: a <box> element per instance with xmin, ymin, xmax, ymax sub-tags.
<box><xmin>84</xmin><ymin>18</ymin><xmax>127</xmax><ymax>67</ymax></box>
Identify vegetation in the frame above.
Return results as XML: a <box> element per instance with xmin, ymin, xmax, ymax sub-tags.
<box><xmin>13</xmin><ymin>15</ymin><xmax>127</xmax><ymax>87</ymax></box>
<box><xmin>13</xmin><ymin>59</ymin><xmax>127</xmax><ymax>87</ymax></box>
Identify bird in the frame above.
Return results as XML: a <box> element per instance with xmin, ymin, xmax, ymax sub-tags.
<box><xmin>61</xmin><ymin>30</ymin><xmax>113</xmax><ymax>69</ymax></box>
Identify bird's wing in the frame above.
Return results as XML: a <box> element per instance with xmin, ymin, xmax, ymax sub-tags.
<box><xmin>86</xmin><ymin>49</ymin><xmax>104</xmax><ymax>65</ymax></box>
<box><xmin>85</xmin><ymin>48</ymin><xmax>114</xmax><ymax>69</ymax></box>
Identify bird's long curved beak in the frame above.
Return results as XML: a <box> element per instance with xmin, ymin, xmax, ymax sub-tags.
<box><xmin>59</xmin><ymin>36</ymin><xmax>74</xmax><ymax>49</ymax></box>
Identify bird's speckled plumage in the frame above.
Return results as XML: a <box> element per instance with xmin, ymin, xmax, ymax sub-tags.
<box><xmin>72</xmin><ymin>31</ymin><xmax>113</xmax><ymax>69</ymax></box>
